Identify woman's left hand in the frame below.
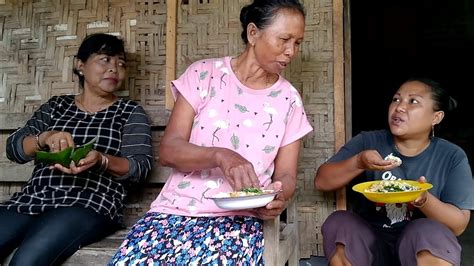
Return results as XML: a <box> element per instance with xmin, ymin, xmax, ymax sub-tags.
<box><xmin>254</xmin><ymin>181</ymin><xmax>288</xmax><ymax>220</ymax></box>
<box><xmin>50</xmin><ymin>150</ymin><xmax>102</xmax><ymax>174</ymax></box>
<box><xmin>412</xmin><ymin>176</ymin><xmax>429</xmax><ymax>207</ymax></box>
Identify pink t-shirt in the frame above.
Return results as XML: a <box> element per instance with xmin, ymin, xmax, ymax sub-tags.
<box><xmin>149</xmin><ymin>56</ymin><xmax>313</xmax><ymax>217</ymax></box>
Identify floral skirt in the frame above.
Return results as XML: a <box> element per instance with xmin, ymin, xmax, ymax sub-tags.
<box><xmin>109</xmin><ymin>212</ymin><xmax>264</xmax><ymax>265</ymax></box>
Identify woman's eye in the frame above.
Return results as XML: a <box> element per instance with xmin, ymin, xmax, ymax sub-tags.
<box><xmin>392</xmin><ymin>98</ymin><xmax>400</xmax><ymax>103</ymax></box>
<box><xmin>410</xmin><ymin>99</ymin><xmax>419</xmax><ymax>104</ymax></box>
<box><xmin>118</xmin><ymin>62</ymin><xmax>127</xmax><ymax>68</ymax></box>
<box><xmin>101</xmin><ymin>57</ymin><xmax>110</xmax><ymax>62</ymax></box>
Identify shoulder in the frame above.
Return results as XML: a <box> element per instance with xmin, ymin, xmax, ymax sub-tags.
<box><xmin>432</xmin><ymin>137</ymin><xmax>468</xmax><ymax>160</ymax></box>
<box><xmin>48</xmin><ymin>94</ymin><xmax>74</xmax><ymax>103</ymax></box>
<box><xmin>117</xmin><ymin>98</ymin><xmax>147</xmax><ymax>114</ymax></box>
<box><xmin>354</xmin><ymin>129</ymin><xmax>390</xmax><ymax>142</ymax></box>
<box><xmin>43</xmin><ymin>94</ymin><xmax>75</xmax><ymax>108</ymax></box>
<box><xmin>186</xmin><ymin>57</ymin><xmax>227</xmax><ymax>72</ymax></box>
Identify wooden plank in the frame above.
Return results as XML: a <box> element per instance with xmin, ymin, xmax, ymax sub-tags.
<box><xmin>344</xmin><ymin>0</ymin><xmax>353</xmax><ymax>140</ymax></box>
<box><xmin>0</xmin><ymin>161</ymin><xmax>170</xmax><ymax>184</ymax></box>
<box><xmin>0</xmin><ymin>113</ymin><xmax>32</xmax><ymax>130</ymax></box>
<box><xmin>0</xmin><ymin>111</ymin><xmax>170</xmax><ymax>130</ymax></box>
<box><xmin>0</xmin><ymin>162</ymin><xmax>33</xmax><ymax>182</ymax></box>
<box><xmin>165</xmin><ymin>0</ymin><xmax>177</xmax><ymax>110</ymax></box>
<box><xmin>333</xmin><ymin>0</ymin><xmax>347</xmax><ymax>210</ymax></box>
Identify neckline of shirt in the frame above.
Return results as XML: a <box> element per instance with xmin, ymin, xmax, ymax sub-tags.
<box><xmin>225</xmin><ymin>56</ymin><xmax>283</xmax><ymax>95</ymax></box>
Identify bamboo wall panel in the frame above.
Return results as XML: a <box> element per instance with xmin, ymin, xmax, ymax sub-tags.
<box><xmin>0</xmin><ymin>0</ymin><xmax>338</xmax><ymax>258</ymax></box>
<box><xmin>0</xmin><ymin>0</ymin><xmax>167</xmax><ymax>120</ymax></box>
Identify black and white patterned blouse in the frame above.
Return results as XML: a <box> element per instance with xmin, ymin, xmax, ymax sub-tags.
<box><xmin>2</xmin><ymin>95</ymin><xmax>153</xmax><ymax>222</ymax></box>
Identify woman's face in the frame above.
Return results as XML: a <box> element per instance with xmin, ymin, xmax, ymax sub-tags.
<box><xmin>251</xmin><ymin>8</ymin><xmax>305</xmax><ymax>74</ymax></box>
<box><xmin>388</xmin><ymin>81</ymin><xmax>443</xmax><ymax>139</ymax></box>
<box><xmin>78</xmin><ymin>53</ymin><xmax>127</xmax><ymax>94</ymax></box>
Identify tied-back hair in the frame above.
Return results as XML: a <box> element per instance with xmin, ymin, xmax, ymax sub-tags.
<box><xmin>73</xmin><ymin>33</ymin><xmax>127</xmax><ymax>88</ymax></box>
<box><xmin>406</xmin><ymin>77</ymin><xmax>457</xmax><ymax>113</ymax></box>
<box><xmin>239</xmin><ymin>0</ymin><xmax>305</xmax><ymax>44</ymax></box>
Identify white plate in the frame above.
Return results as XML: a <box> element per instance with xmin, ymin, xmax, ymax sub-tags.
<box><xmin>206</xmin><ymin>190</ymin><xmax>279</xmax><ymax>210</ymax></box>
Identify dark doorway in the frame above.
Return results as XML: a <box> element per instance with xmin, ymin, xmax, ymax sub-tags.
<box><xmin>350</xmin><ymin>1</ymin><xmax>474</xmax><ymax>264</ymax></box>
<box><xmin>350</xmin><ymin>0</ymin><xmax>473</xmax><ymax>167</ymax></box>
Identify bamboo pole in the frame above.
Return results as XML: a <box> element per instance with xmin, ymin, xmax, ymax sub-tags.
<box><xmin>165</xmin><ymin>0</ymin><xmax>178</xmax><ymax>110</ymax></box>
<box><xmin>333</xmin><ymin>0</ymin><xmax>347</xmax><ymax>210</ymax></box>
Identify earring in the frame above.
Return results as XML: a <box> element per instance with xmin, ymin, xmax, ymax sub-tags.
<box><xmin>78</xmin><ymin>71</ymin><xmax>83</xmax><ymax>76</ymax></box>
<box><xmin>431</xmin><ymin>124</ymin><xmax>435</xmax><ymax>138</ymax></box>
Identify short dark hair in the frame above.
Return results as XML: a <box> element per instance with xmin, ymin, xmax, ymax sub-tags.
<box><xmin>73</xmin><ymin>33</ymin><xmax>126</xmax><ymax>87</ymax></box>
<box><xmin>405</xmin><ymin>77</ymin><xmax>457</xmax><ymax>113</ymax></box>
<box><xmin>239</xmin><ymin>0</ymin><xmax>305</xmax><ymax>44</ymax></box>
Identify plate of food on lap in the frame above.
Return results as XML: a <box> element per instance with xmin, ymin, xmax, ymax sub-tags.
<box><xmin>206</xmin><ymin>187</ymin><xmax>281</xmax><ymax>210</ymax></box>
<box><xmin>352</xmin><ymin>179</ymin><xmax>433</xmax><ymax>204</ymax></box>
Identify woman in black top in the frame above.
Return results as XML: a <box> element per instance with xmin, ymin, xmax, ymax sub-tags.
<box><xmin>0</xmin><ymin>33</ymin><xmax>153</xmax><ymax>265</ymax></box>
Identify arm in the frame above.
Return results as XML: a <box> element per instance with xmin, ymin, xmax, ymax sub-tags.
<box><xmin>256</xmin><ymin>139</ymin><xmax>301</xmax><ymax>220</ymax></box>
<box><xmin>315</xmin><ymin>150</ymin><xmax>395</xmax><ymax>191</ymax></box>
<box><xmin>416</xmin><ymin>192</ymin><xmax>470</xmax><ymax>236</ymax></box>
<box><xmin>6</xmin><ymin>100</ymin><xmax>53</xmax><ymax>163</ymax></box>
<box><xmin>159</xmin><ymin>93</ymin><xmax>259</xmax><ymax>190</ymax></box>
<box><xmin>109</xmin><ymin>106</ymin><xmax>153</xmax><ymax>181</ymax></box>
<box><xmin>272</xmin><ymin>140</ymin><xmax>301</xmax><ymax>201</ymax></box>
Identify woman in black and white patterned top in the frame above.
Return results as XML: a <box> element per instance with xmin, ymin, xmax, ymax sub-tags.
<box><xmin>0</xmin><ymin>33</ymin><xmax>153</xmax><ymax>265</ymax></box>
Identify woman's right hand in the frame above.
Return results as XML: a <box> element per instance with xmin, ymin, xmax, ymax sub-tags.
<box><xmin>51</xmin><ymin>149</ymin><xmax>102</xmax><ymax>174</ymax></box>
<box><xmin>215</xmin><ymin>148</ymin><xmax>260</xmax><ymax>191</ymax></box>
<box><xmin>40</xmin><ymin>131</ymin><xmax>75</xmax><ymax>152</ymax></box>
<box><xmin>357</xmin><ymin>150</ymin><xmax>395</xmax><ymax>171</ymax></box>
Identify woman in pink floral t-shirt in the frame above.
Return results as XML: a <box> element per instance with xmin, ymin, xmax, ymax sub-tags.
<box><xmin>110</xmin><ymin>0</ymin><xmax>313</xmax><ymax>265</ymax></box>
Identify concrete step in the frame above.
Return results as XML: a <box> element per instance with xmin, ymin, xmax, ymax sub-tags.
<box><xmin>63</xmin><ymin>229</ymin><xmax>127</xmax><ymax>265</ymax></box>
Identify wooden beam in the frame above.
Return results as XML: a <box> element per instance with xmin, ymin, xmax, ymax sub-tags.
<box><xmin>165</xmin><ymin>0</ymin><xmax>178</xmax><ymax>110</ymax></box>
<box><xmin>333</xmin><ymin>0</ymin><xmax>347</xmax><ymax>210</ymax></box>
<box><xmin>0</xmin><ymin>113</ymin><xmax>32</xmax><ymax>130</ymax></box>
<box><xmin>0</xmin><ymin>111</ymin><xmax>170</xmax><ymax>130</ymax></box>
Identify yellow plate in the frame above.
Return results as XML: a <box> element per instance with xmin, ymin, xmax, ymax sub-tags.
<box><xmin>352</xmin><ymin>180</ymin><xmax>433</xmax><ymax>203</ymax></box>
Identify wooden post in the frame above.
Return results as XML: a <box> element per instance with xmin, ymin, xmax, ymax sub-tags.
<box><xmin>165</xmin><ymin>0</ymin><xmax>178</xmax><ymax>110</ymax></box>
<box><xmin>333</xmin><ymin>0</ymin><xmax>347</xmax><ymax>210</ymax></box>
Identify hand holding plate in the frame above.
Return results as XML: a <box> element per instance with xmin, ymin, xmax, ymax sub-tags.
<box><xmin>253</xmin><ymin>181</ymin><xmax>286</xmax><ymax>220</ymax></box>
<box><xmin>412</xmin><ymin>176</ymin><xmax>429</xmax><ymax>208</ymax></box>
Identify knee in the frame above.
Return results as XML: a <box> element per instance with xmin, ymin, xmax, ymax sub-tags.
<box><xmin>322</xmin><ymin>211</ymin><xmax>353</xmax><ymax>234</ymax></box>
<box><xmin>322</xmin><ymin>211</ymin><xmax>369</xmax><ymax>237</ymax></box>
<box><xmin>400</xmin><ymin>218</ymin><xmax>453</xmax><ymax>244</ymax></box>
<box><xmin>399</xmin><ymin>218</ymin><xmax>460</xmax><ymax>265</ymax></box>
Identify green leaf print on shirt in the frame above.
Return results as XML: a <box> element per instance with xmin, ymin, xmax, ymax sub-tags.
<box><xmin>177</xmin><ymin>180</ymin><xmax>191</xmax><ymax>189</ymax></box>
<box><xmin>268</xmin><ymin>90</ymin><xmax>282</xmax><ymax>98</ymax></box>
<box><xmin>231</xmin><ymin>133</ymin><xmax>240</xmax><ymax>150</ymax></box>
<box><xmin>234</xmin><ymin>104</ymin><xmax>250</xmax><ymax>113</ymax></box>
<box><xmin>237</xmin><ymin>86</ymin><xmax>243</xmax><ymax>95</ymax></box>
<box><xmin>200</xmin><ymin>71</ymin><xmax>209</xmax><ymax>80</ymax></box>
<box><xmin>264</xmin><ymin>169</ymin><xmax>273</xmax><ymax>176</ymax></box>
<box><xmin>263</xmin><ymin>145</ymin><xmax>275</xmax><ymax>154</ymax></box>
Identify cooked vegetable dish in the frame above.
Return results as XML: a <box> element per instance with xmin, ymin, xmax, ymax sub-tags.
<box><xmin>365</xmin><ymin>180</ymin><xmax>421</xmax><ymax>193</ymax></box>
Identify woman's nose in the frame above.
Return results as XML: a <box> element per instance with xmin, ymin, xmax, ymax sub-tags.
<box><xmin>284</xmin><ymin>44</ymin><xmax>296</xmax><ymax>58</ymax></box>
<box><xmin>108</xmin><ymin>62</ymin><xmax>118</xmax><ymax>73</ymax></box>
<box><xmin>395</xmin><ymin>102</ymin><xmax>406</xmax><ymax>112</ymax></box>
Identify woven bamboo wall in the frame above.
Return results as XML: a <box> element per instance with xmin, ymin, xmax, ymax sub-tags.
<box><xmin>0</xmin><ymin>0</ymin><xmax>337</xmax><ymax>257</ymax></box>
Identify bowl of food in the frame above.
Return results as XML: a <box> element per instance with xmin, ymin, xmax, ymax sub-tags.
<box><xmin>206</xmin><ymin>188</ymin><xmax>280</xmax><ymax>210</ymax></box>
<box><xmin>352</xmin><ymin>180</ymin><xmax>432</xmax><ymax>203</ymax></box>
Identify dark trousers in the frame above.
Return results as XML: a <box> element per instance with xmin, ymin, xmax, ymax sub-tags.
<box><xmin>0</xmin><ymin>207</ymin><xmax>119</xmax><ymax>266</ymax></box>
